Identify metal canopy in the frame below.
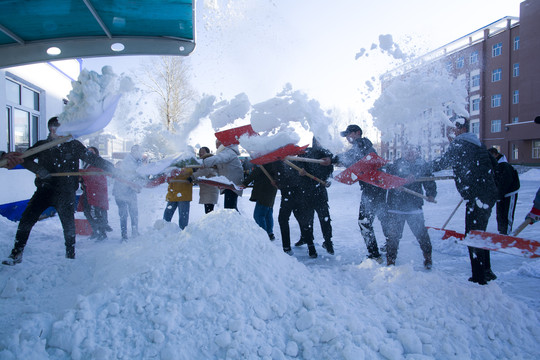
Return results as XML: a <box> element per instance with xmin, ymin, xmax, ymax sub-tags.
<box><xmin>0</xmin><ymin>0</ymin><xmax>195</xmax><ymax>69</ymax></box>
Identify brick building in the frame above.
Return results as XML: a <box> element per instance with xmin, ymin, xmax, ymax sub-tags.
<box><xmin>381</xmin><ymin>0</ymin><xmax>539</xmax><ymax>165</ymax></box>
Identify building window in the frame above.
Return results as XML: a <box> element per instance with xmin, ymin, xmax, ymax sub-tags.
<box><xmin>470</xmin><ymin>96</ymin><xmax>480</xmax><ymax>115</ymax></box>
<box><xmin>470</xmin><ymin>74</ymin><xmax>480</xmax><ymax>88</ymax></box>
<box><xmin>512</xmin><ymin>117</ymin><xmax>519</xmax><ymax>123</ymax></box>
<box><xmin>491</xmin><ymin>68</ymin><xmax>502</xmax><ymax>82</ymax></box>
<box><xmin>5</xmin><ymin>78</ymin><xmax>41</xmax><ymax>152</ymax></box>
<box><xmin>446</xmin><ymin>62</ymin><xmax>452</xmax><ymax>72</ymax></box>
<box><xmin>470</xmin><ymin>51</ymin><xmax>479</xmax><ymax>65</ymax></box>
<box><xmin>533</xmin><ymin>140</ymin><xmax>540</xmax><ymax>159</ymax></box>
<box><xmin>513</xmin><ymin>63</ymin><xmax>520</xmax><ymax>77</ymax></box>
<box><xmin>512</xmin><ymin>144</ymin><xmax>518</xmax><ymax>160</ymax></box>
<box><xmin>492</xmin><ymin>42</ymin><xmax>502</xmax><ymax>57</ymax></box>
<box><xmin>513</xmin><ymin>90</ymin><xmax>519</xmax><ymax>104</ymax></box>
<box><xmin>514</xmin><ymin>36</ymin><xmax>520</xmax><ymax>50</ymax></box>
<box><xmin>491</xmin><ymin>94</ymin><xmax>501</xmax><ymax>108</ymax></box>
<box><xmin>456</xmin><ymin>57</ymin><xmax>464</xmax><ymax>69</ymax></box>
<box><xmin>471</xmin><ymin>120</ymin><xmax>480</xmax><ymax>135</ymax></box>
<box><xmin>491</xmin><ymin>119</ymin><xmax>501</xmax><ymax>133</ymax></box>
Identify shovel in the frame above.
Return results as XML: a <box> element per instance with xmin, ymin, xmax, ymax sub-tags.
<box><xmin>249</xmin><ymin>143</ymin><xmax>328</xmax><ymax>186</ymax></box>
<box><xmin>215</xmin><ymin>124</ymin><xmax>258</xmax><ymax>146</ymax></box>
<box><xmin>334</xmin><ymin>153</ymin><xmax>435</xmax><ymax>202</ymax></box>
<box><xmin>0</xmin><ymin>94</ymin><xmax>122</xmax><ymax>168</ymax></box>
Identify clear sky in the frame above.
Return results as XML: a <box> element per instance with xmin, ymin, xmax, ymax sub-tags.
<box><xmin>84</xmin><ymin>0</ymin><xmax>524</xmax><ymax>115</ymax></box>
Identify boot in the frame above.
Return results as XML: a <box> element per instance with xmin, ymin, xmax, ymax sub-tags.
<box><xmin>322</xmin><ymin>240</ymin><xmax>334</xmax><ymax>255</ymax></box>
<box><xmin>424</xmin><ymin>253</ymin><xmax>432</xmax><ymax>270</ymax></box>
<box><xmin>294</xmin><ymin>239</ymin><xmax>306</xmax><ymax>247</ymax></box>
<box><xmin>387</xmin><ymin>256</ymin><xmax>396</xmax><ymax>266</ymax></box>
<box><xmin>2</xmin><ymin>249</ymin><xmax>23</xmax><ymax>266</ymax></box>
<box><xmin>66</xmin><ymin>245</ymin><xmax>75</xmax><ymax>259</ymax></box>
<box><xmin>308</xmin><ymin>245</ymin><xmax>318</xmax><ymax>258</ymax></box>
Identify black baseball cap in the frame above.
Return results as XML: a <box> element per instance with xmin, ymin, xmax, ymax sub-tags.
<box><xmin>340</xmin><ymin>124</ymin><xmax>362</xmax><ymax>137</ymax></box>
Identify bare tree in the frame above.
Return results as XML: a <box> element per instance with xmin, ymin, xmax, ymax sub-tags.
<box><xmin>139</xmin><ymin>56</ymin><xmax>196</xmax><ymax>131</ymax></box>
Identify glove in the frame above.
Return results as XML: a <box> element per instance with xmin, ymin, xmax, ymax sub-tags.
<box><xmin>36</xmin><ymin>168</ymin><xmax>51</xmax><ymax>179</ymax></box>
<box><xmin>525</xmin><ymin>208</ymin><xmax>540</xmax><ymax>224</ymax></box>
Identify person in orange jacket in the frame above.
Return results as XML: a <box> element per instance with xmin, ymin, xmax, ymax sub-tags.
<box><xmin>163</xmin><ymin>167</ymin><xmax>193</xmax><ymax>229</ymax></box>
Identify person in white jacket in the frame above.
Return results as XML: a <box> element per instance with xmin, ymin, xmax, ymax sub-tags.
<box><xmin>192</xmin><ymin>147</ymin><xmax>220</xmax><ymax>213</ymax></box>
<box><xmin>201</xmin><ymin>140</ymin><xmax>243</xmax><ymax>210</ymax></box>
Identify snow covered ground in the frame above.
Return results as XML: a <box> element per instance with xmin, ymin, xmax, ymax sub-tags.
<box><xmin>0</xmin><ymin>168</ymin><xmax>539</xmax><ymax>359</ymax></box>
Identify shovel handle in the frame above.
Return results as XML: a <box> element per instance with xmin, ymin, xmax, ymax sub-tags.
<box><xmin>50</xmin><ymin>172</ymin><xmax>109</xmax><ymax>177</ymax></box>
<box><xmin>49</xmin><ymin>171</ymin><xmax>141</xmax><ymax>191</ymax></box>
<box><xmin>413</xmin><ymin>176</ymin><xmax>455</xmax><ymax>182</ymax></box>
<box><xmin>259</xmin><ymin>165</ymin><xmax>275</xmax><ymax>183</ymax></box>
<box><xmin>283</xmin><ymin>159</ymin><xmax>327</xmax><ymax>187</ymax></box>
<box><xmin>0</xmin><ymin>136</ymin><xmax>72</xmax><ymax>168</ymax></box>
<box><xmin>512</xmin><ymin>218</ymin><xmax>533</xmax><ymax>236</ymax></box>
<box><xmin>285</xmin><ymin>156</ymin><xmax>327</xmax><ymax>164</ymax></box>
<box><xmin>443</xmin><ymin>199</ymin><xmax>463</xmax><ymax>229</ymax></box>
<box><xmin>397</xmin><ymin>187</ymin><xmax>437</xmax><ymax>203</ymax></box>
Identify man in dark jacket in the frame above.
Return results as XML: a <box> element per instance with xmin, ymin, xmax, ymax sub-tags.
<box><xmin>427</xmin><ymin>117</ymin><xmax>498</xmax><ymax>284</ymax></box>
<box><xmin>333</xmin><ymin>125</ymin><xmax>387</xmax><ymax>263</ymax></box>
<box><xmin>2</xmin><ymin>117</ymin><xmax>115</xmax><ymax>265</ymax></box>
<box><xmin>385</xmin><ymin>145</ymin><xmax>436</xmax><ymax>269</ymax></box>
<box><xmin>294</xmin><ymin>137</ymin><xmax>335</xmax><ymax>255</ymax></box>
<box><xmin>242</xmin><ymin>161</ymin><xmax>279</xmax><ymax>240</ymax></box>
<box><xmin>275</xmin><ymin>161</ymin><xmax>318</xmax><ymax>258</ymax></box>
<box><xmin>488</xmin><ymin>148</ymin><xmax>520</xmax><ymax>235</ymax></box>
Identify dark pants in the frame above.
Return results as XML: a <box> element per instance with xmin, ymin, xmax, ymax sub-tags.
<box><xmin>386</xmin><ymin>211</ymin><xmax>432</xmax><ymax>263</ymax></box>
<box><xmin>313</xmin><ymin>200</ymin><xmax>332</xmax><ymax>243</ymax></box>
<box><xmin>496</xmin><ymin>193</ymin><xmax>518</xmax><ymax>235</ymax></box>
<box><xmin>13</xmin><ymin>188</ymin><xmax>77</xmax><ymax>257</ymax></box>
<box><xmin>80</xmin><ymin>193</ymin><xmax>108</xmax><ymax>236</ymax></box>
<box><xmin>278</xmin><ymin>196</ymin><xmax>314</xmax><ymax>251</ymax></box>
<box><xmin>204</xmin><ymin>204</ymin><xmax>215</xmax><ymax>214</ymax></box>
<box><xmin>223</xmin><ymin>189</ymin><xmax>238</xmax><ymax>211</ymax></box>
<box><xmin>465</xmin><ymin>198</ymin><xmax>494</xmax><ymax>284</ymax></box>
<box><xmin>116</xmin><ymin>196</ymin><xmax>138</xmax><ymax>237</ymax></box>
<box><xmin>358</xmin><ymin>196</ymin><xmax>388</xmax><ymax>259</ymax></box>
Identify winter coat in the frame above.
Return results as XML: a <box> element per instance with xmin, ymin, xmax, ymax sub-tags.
<box><xmin>429</xmin><ymin>132</ymin><xmax>497</xmax><ymax>206</ymax></box>
<box><xmin>386</xmin><ymin>157</ymin><xmax>436</xmax><ymax>212</ymax></box>
<box><xmin>79</xmin><ymin>166</ymin><xmax>109</xmax><ymax>210</ymax></box>
<box><xmin>202</xmin><ymin>145</ymin><xmax>244</xmax><ymax>196</ymax></box>
<box><xmin>334</xmin><ymin>136</ymin><xmax>386</xmax><ymax>203</ymax></box>
<box><xmin>242</xmin><ymin>162</ymin><xmax>279</xmax><ymax>208</ymax></box>
<box><xmin>192</xmin><ymin>166</ymin><xmax>220</xmax><ymax>205</ymax></box>
<box><xmin>22</xmin><ymin>136</ymin><xmax>114</xmax><ymax>193</ymax></box>
<box><xmin>493</xmin><ymin>154</ymin><xmax>520</xmax><ymax>200</ymax></box>
<box><xmin>166</xmin><ymin>168</ymin><xmax>193</xmax><ymax>202</ymax></box>
<box><xmin>299</xmin><ymin>146</ymin><xmax>334</xmax><ymax>205</ymax></box>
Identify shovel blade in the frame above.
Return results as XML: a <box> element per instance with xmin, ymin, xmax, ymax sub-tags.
<box><xmin>250</xmin><ymin>144</ymin><xmax>308</xmax><ymax>165</ymax></box>
<box><xmin>215</xmin><ymin>125</ymin><xmax>258</xmax><ymax>146</ymax></box>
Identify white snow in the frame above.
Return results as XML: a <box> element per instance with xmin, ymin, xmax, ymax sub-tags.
<box><xmin>0</xmin><ymin>169</ymin><xmax>539</xmax><ymax>359</ymax></box>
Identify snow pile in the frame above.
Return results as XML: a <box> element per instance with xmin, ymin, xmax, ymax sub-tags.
<box><xmin>1</xmin><ymin>207</ymin><xmax>539</xmax><ymax>359</ymax></box>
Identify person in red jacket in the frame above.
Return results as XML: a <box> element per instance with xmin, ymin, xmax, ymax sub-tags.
<box><xmin>79</xmin><ymin>146</ymin><xmax>111</xmax><ymax>240</ymax></box>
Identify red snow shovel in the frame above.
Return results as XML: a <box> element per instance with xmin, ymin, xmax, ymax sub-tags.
<box><xmin>334</xmin><ymin>153</ymin><xmax>433</xmax><ymax>201</ymax></box>
<box><xmin>249</xmin><ymin>144</ymin><xmax>329</xmax><ymax>186</ymax></box>
<box><xmin>249</xmin><ymin>144</ymin><xmax>309</xmax><ymax>165</ymax></box>
<box><xmin>215</xmin><ymin>125</ymin><xmax>258</xmax><ymax>146</ymax></box>
<box><xmin>428</xmin><ymin>223</ymin><xmax>539</xmax><ymax>258</ymax></box>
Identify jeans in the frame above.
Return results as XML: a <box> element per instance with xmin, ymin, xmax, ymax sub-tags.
<box><xmin>253</xmin><ymin>202</ymin><xmax>274</xmax><ymax>235</ymax></box>
<box><xmin>163</xmin><ymin>201</ymin><xmax>190</xmax><ymax>230</ymax></box>
<box><xmin>116</xmin><ymin>196</ymin><xmax>138</xmax><ymax>237</ymax></box>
